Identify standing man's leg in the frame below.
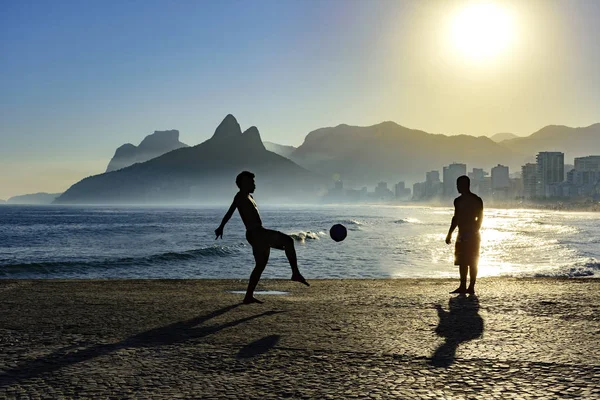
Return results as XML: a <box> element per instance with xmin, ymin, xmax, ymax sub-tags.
<box><xmin>452</xmin><ymin>239</ymin><xmax>467</xmax><ymax>293</ymax></box>
<box><xmin>467</xmin><ymin>262</ymin><xmax>478</xmax><ymax>294</ymax></box>
<box><xmin>467</xmin><ymin>236</ymin><xmax>480</xmax><ymax>294</ymax></box>
<box><xmin>244</xmin><ymin>247</ymin><xmax>269</xmax><ymax>304</ymax></box>
<box><xmin>451</xmin><ymin>265</ymin><xmax>468</xmax><ymax>293</ymax></box>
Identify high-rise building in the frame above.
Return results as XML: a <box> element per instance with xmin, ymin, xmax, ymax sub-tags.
<box><xmin>443</xmin><ymin>163</ymin><xmax>467</xmax><ymax>197</ymax></box>
<box><xmin>394</xmin><ymin>181</ymin><xmax>411</xmax><ymax>199</ymax></box>
<box><xmin>568</xmin><ymin>156</ymin><xmax>600</xmax><ymax>189</ymax></box>
<box><xmin>413</xmin><ymin>171</ymin><xmax>443</xmax><ymax>200</ymax></box>
<box><xmin>491</xmin><ymin>164</ymin><xmax>510</xmax><ymax>200</ymax></box>
<box><xmin>412</xmin><ymin>182</ymin><xmax>426</xmax><ymax>201</ymax></box>
<box><xmin>374</xmin><ymin>182</ymin><xmax>394</xmax><ymax>200</ymax></box>
<box><xmin>574</xmin><ymin>156</ymin><xmax>600</xmax><ymax>171</ymax></box>
<box><xmin>469</xmin><ymin>168</ymin><xmax>486</xmax><ymax>182</ymax></box>
<box><xmin>468</xmin><ymin>168</ymin><xmax>489</xmax><ymax>198</ymax></box>
<box><xmin>491</xmin><ymin>165</ymin><xmax>510</xmax><ymax>189</ymax></box>
<box><xmin>564</xmin><ymin>164</ymin><xmax>574</xmax><ymax>180</ymax></box>
<box><xmin>536</xmin><ymin>152</ymin><xmax>564</xmax><ymax>197</ymax></box>
<box><xmin>522</xmin><ymin>163</ymin><xmax>537</xmax><ymax>198</ymax></box>
<box><xmin>477</xmin><ymin>177</ymin><xmax>492</xmax><ymax>199</ymax></box>
<box><xmin>426</xmin><ymin>171</ymin><xmax>440</xmax><ymax>185</ymax></box>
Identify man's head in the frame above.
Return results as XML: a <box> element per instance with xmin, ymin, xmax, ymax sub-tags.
<box><xmin>456</xmin><ymin>175</ymin><xmax>470</xmax><ymax>194</ymax></box>
<box><xmin>236</xmin><ymin>171</ymin><xmax>256</xmax><ymax>193</ymax></box>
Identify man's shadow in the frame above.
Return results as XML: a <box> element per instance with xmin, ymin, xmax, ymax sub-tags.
<box><xmin>236</xmin><ymin>334</ymin><xmax>280</xmax><ymax>359</ymax></box>
<box><xmin>0</xmin><ymin>304</ymin><xmax>282</xmax><ymax>388</ymax></box>
<box><xmin>429</xmin><ymin>295</ymin><xmax>484</xmax><ymax>367</ymax></box>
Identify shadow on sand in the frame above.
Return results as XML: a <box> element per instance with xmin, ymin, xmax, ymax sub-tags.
<box><xmin>236</xmin><ymin>334</ymin><xmax>281</xmax><ymax>359</ymax></box>
<box><xmin>0</xmin><ymin>304</ymin><xmax>282</xmax><ymax>388</ymax></box>
<box><xmin>429</xmin><ymin>295</ymin><xmax>484</xmax><ymax>367</ymax></box>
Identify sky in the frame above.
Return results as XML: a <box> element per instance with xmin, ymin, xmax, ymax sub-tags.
<box><xmin>1</xmin><ymin>0</ymin><xmax>599</xmax><ymax>199</ymax></box>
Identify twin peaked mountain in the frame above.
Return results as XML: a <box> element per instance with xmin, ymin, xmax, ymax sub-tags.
<box><xmin>56</xmin><ymin>115</ymin><xmax>324</xmax><ymax>204</ymax></box>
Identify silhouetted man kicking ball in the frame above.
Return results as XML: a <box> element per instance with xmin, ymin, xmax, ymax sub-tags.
<box><xmin>445</xmin><ymin>175</ymin><xmax>484</xmax><ymax>295</ymax></box>
<box><xmin>215</xmin><ymin>171</ymin><xmax>309</xmax><ymax>304</ymax></box>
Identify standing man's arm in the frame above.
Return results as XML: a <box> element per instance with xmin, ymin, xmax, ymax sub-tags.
<box><xmin>215</xmin><ymin>198</ymin><xmax>237</xmax><ymax>239</ymax></box>
<box><xmin>446</xmin><ymin>199</ymin><xmax>458</xmax><ymax>244</ymax></box>
<box><xmin>475</xmin><ymin>198</ymin><xmax>484</xmax><ymax>231</ymax></box>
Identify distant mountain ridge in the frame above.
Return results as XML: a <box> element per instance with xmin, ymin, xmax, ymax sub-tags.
<box><xmin>7</xmin><ymin>192</ymin><xmax>62</xmax><ymax>204</ymax></box>
<box><xmin>289</xmin><ymin>122</ymin><xmax>523</xmax><ymax>186</ymax></box>
<box><xmin>263</xmin><ymin>142</ymin><xmax>297</xmax><ymax>158</ymax></box>
<box><xmin>490</xmin><ymin>132</ymin><xmax>519</xmax><ymax>142</ymax></box>
<box><xmin>288</xmin><ymin>121</ymin><xmax>600</xmax><ymax>186</ymax></box>
<box><xmin>501</xmin><ymin>124</ymin><xmax>600</xmax><ymax>162</ymax></box>
<box><xmin>106</xmin><ymin>130</ymin><xmax>188</xmax><ymax>172</ymax></box>
<box><xmin>56</xmin><ymin>115</ymin><xmax>325</xmax><ymax>204</ymax></box>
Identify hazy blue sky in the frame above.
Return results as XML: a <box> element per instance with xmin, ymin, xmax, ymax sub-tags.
<box><xmin>1</xmin><ymin>0</ymin><xmax>599</xmax><ymax>198</ymax></box>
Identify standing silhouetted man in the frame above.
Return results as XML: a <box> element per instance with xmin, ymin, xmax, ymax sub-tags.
<box><xmin>215</xmin><ymin>171</ymin><xmax>309</xmax><ymax>304</ymax></box>
<box><xmin>445</xmin><ymin>175</ymin><xmax>483</xmax><ymax>295</ymax></box>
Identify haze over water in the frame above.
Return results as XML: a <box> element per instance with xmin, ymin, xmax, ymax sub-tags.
<box><xmin>1</xmin><ymin>205</ymin><xmax>597</xmax><ymax>279</ymax></box>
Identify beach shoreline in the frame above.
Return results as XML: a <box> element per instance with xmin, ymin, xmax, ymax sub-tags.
<box><xmin>1</xmin><ymin>278</ymin><xmax>599</xmax><ymax>398</ymax></box>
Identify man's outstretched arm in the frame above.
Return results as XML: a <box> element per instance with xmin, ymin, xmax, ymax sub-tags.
<box><xmin>215</xmin><ymin>199</ymin><xmax>237</xmax><ymax>239</ymax></box>
<box><xmin>445</xmin><ymin>200</ymin><xmax>458</xmax><ymax>244</ymax></box>
<box><xmin>475</xmin><ymin>200</ymin><xmax>484</xmax><ymax>231</ymax></box>
<box><xmin>446</xmin><ymin>216</ymin><xmax>458</xmax><ymax>244</ymax></box>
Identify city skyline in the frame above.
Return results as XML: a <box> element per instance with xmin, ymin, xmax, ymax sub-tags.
<box><xmin>3</xmin><ymin>143</ymin><xmax>600</xmax><ymax>204</ymax></box>
<box><xmin>328</xmin><ymin>151</ymin><xmax>599</xmax><ymax>204</ymax></box>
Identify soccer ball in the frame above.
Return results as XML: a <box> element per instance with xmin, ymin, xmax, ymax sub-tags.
<box><xmin>329</xmin><ymin>224</ymin><xmax>347</xmax><ymax>242</ymax></box>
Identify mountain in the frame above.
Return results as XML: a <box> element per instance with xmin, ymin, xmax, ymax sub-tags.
<box><xmin>7</xmin><ymin>192</ymin><xmax>62</xmax><ymax>204</ymax></box>
<box><xmin>106</xmin><ymin>130</ymin><xmax>188</xmax><ymax>172</ymax></box>
<box><xmin>289</xmin><ymin>122</ymin><xmax>528</xmax><ymax>186</ymax></box>
<box><xmin>56</xmin><ymin>115</ymin><xmax>325</xmax><ymax>204</ymax></box>
<box><xmin>490</xmin><ymin>132</ymin><xmax>519</xmax><ymax>142</ymax></box>
<box><xmin>263</xmin><ymin>142</ymin><xmax>297</xmax><ymax>158</ymax></box>
<box><xmin>501</xmin><ymin>123</ymin><xmax>600</xmax><ymax>163</ymax></box>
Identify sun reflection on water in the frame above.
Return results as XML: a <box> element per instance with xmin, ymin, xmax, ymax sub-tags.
<box><xmin>476</xmin><ymin>209</ymin><xmax>581</xmax><ymax>277</ymax></box>
<box><xmin>391</xmin><ymin>207</ymin><xmax>589</xmax><ymax>278</ymax></box>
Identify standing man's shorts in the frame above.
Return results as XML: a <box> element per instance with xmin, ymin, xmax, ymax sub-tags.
<box><xmin>245</xmin><ymin>227</ymin><xmax>287</xmax><ymax>254</ymax></box>
<box><xmin>454</xmin><ymin>231</ymin><xmax>481</xmax><ymax>266</ymax></box>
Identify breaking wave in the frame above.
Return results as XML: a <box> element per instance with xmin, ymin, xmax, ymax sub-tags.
<box><xmin>332</xmin><ymin>219</ymin><xmax>363</xmax><ymax>231</ymax></box>
<box><xmin>530</xmin><ymin>260</ymin><xmax>600</xmax><ymax>278</ymax></box>
<box><xmin>0</xmin><ymin>245</ymin><xmax>242</xmax><ymax>277</ymax></box>
<box><xmin>393</xmin><ymin>218</ymin><xmax>421</xmax><ymax>224</ymax></box>
<box><xmin>290</xmin><ymin>231</ymin><xmax>322</xmax><ymax>242</ymax></box>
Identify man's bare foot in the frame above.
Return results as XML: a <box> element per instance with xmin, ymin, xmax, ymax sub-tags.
<box><xmin>450</xmin><ymin>287</ymin><xmax>467</xmax><ymax>294</ymax></box>
<box><xmin>291</xmin><ymin>274</ymin><xmax>310</xmax><ymax>286</ymax></box>
<box><xmin>466</xmin><ymin>287</ymin><xmax>475</xmax><ymax>295</ymax></box>
<box><xmin>243</xmin><ymin>297</ymin><xmax>264</xmax><ymax>304</ymax></box>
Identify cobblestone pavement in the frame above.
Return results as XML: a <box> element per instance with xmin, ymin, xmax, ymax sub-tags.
<box><xmin>1</xmin><ymin>279</ymin><xmax>599</xmax><ymax>399</ymax></box>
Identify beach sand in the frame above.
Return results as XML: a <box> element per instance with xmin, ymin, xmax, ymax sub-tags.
<box><xmin>1</xmin><ymin>278</ymin><xmax>599</xmax><ymax>399</ymax></box>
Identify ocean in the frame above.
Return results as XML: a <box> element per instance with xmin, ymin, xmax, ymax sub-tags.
<box><xmin>0</xmin><ymin>204</ymin><xmax>598</xmax><ymax>279</ymax></box>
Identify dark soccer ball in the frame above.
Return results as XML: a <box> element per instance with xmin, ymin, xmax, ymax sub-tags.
<box><xmin>329</xmin><ymin>224</ymin><xmax>347</xmax><ymax>242</ymax></box>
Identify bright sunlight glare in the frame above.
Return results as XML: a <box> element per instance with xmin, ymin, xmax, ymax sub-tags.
<box><xmin>449</xmin><ymin>2</ymin><xmax>516</xmax><ymax>63</ymax></box>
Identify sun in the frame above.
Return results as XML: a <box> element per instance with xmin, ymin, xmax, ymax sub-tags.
<box><xmin>449</xmin><ymin>2</ymin><xmax>516</xmax><ymax>63</ymax></box>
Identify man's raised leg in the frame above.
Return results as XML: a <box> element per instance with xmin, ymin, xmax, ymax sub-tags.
<box><xmin>244</xmin><ymin>248</ymin><xmax>269</xmax><ymax>304</ymax></box>
<box><xmin>279</xmin><ymin>234</ymin><xmax>309</xmax><ymax>286</ymax></box>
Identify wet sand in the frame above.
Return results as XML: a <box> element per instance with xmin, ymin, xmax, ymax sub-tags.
<box><xmin>1</xmin><ymin>278</ymin><xmax>599</xmax><ymax>398</ymax></box>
